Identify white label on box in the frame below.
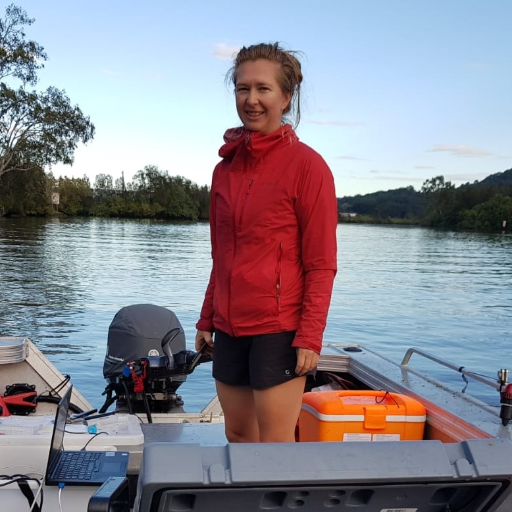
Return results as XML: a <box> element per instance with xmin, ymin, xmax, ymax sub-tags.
<box><xmin>343</xmin><ymin>433</ymin><xmax>372</xmax><ymax>442</ymax></box>
<box><xmin>373</xmin><ymin>433</ymin><xmax>401</xmax><ymax>441</ymax></box>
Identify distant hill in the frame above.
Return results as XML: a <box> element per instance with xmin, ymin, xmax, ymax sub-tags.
<box><xmin>338</xmin><ymin>168</ymin><xmax>512</xmax><ymax>221</ymax></box>
<box><xmin>338</xmin><ymin>186</ymin><xmax>424</xmax><ymax>219</ymax></box>
<box><xmin>470</xmin><ymin>168</ymin><xmax>512</xmax><ymax>188</ymax></box>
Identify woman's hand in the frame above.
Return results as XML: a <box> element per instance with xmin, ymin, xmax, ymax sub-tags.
<box><xmin>195</xmin><ymin>329</ymin><xmax>214</xmax><ymax>356</ymax></box>
<box><xmin>295</xmin><ymin>347</ymin><xmax>319</xmax><ymax>376</ymax></box>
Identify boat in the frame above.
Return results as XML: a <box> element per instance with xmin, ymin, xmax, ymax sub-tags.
<box><xmin>1</xmin><ymin>303</ymin><xmax>511</xmax><ymax>512</ymax></box>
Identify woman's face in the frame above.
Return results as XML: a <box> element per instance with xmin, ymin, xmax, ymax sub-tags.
<box><xmin>234</xmin><ymin>59</ymin><xmax>291</xmax><ymax>135</ymax></box>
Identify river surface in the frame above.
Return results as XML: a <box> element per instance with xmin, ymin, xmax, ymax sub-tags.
<box><xmin>0</xmin><ymin>218</ymin><xmax>511</xmax><ymax>411</ymax></box>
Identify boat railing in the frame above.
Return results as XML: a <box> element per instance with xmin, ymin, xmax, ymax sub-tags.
<box><xmin>400</xmin><ymin>347</ymin><xmax>502</xmax><ymax>391</ymax></box>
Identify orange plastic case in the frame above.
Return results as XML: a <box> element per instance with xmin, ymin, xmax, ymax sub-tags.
<box><xmin>299</xmin><ymin>390</ymin><xmax>426</xmax><ymax>442</ymax></box>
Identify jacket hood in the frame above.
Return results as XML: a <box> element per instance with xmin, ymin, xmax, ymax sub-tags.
<box><xmin>219</xmin><ymin>124</ymin><xmax>297</xmax><ymax>161</ymax></box>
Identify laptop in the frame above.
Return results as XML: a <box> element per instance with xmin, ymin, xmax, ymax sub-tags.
<box><xmin>45</xmin><ymin>385</ymin><xmax>129</xmax><ymax>486</ymax></box>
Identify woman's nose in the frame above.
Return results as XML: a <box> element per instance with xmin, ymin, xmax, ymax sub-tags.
<box><xmin>247</xmin><ymin>88</ymin><xmax>258</xmax><ymax>104</ymax></box>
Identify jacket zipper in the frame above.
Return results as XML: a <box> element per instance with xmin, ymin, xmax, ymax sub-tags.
<box><xmin>236</xmin><ymin>178</ymin><xmax>254</xmax><ymax>228</ymax></box>
<box><xmin>230</xmin><ymin>147</ymin><xmax>254</xmax><ymax>333</ymax></box>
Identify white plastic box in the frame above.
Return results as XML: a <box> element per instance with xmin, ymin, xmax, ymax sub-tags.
<box><xmin>0</xmin><ymin>413</ymin><xmax>143</xmax><ymax>475</ymax></box>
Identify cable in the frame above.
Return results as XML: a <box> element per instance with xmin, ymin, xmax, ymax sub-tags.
<box><xmin>81</xmin><ymin>431</ymin><xmax>109</xmax><ymax>451</ymax></box>
<box><xmin>36</xmin><ymin>394</ymin><xmax>83</xmax><ymax>414</ymax></box>
<box><xmin>58</xmin><ymin>483</ymin><xmax>65</xmax><ymax>512</ymax></box>
<box><xmin>35</xmin><ymin>375</ymin><xmax>84</xmax><ymax>413</ymax></box>
<box><xmin>28</xmin><ymin>478</ymin><xmax>44</xmax><ymax>512</ymax></box>
<box><xmin>0</xmin><ymin>474</ymin><xmax>44</xmax><ymax>512</ymax></box>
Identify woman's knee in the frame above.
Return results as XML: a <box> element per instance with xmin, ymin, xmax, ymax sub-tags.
<box><xmin>225</xmin><ymin>426</ymin><xmax>259</xmax><ymax>443</ymax></box>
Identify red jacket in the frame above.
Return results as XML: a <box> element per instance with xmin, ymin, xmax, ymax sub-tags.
<box><xmin>196</xmin><ymin>124</ymin><xmax>338</xmax><ymax>353</ymax></box>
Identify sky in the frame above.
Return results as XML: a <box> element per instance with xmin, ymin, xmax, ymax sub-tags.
<box><xmin>8</xmin><ymin>0</ymin><xmax>512</xmax><ymax>198</ymax></box>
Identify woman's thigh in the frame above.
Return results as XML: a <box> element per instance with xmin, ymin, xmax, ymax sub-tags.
<box><xmin>215</xmin><ymin>380</ymin><xmax>259</xmax><ymax>442</ymax></box>
<box><xmin>254</xmin><ymin>376</ymin><xmax>306</xmax><ymax>442</ymax></box>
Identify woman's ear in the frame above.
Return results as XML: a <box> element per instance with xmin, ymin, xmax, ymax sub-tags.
<box><xmin>282</xmin><ymin>94</ymin><xmax>292</xmax><ymax>112</ymax></box>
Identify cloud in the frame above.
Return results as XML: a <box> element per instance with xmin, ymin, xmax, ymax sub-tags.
<box><xmin>369</xmin><ymin>169</ymin><xmax>410</xmax><ymax>177</ymax></box>
<box><xmin>212</xmin><ymin>43</ymin><xmax>240</xmax><ymax>60</ymax></box>
<box><xmin>309</xmin><ymin>119</ymin><xmax>362</xmax><ymax>127</ymax></box>
<box><xmin>414</xmin><ymin>165</ymin><xmax>434</xmax><ymax>169</ymax></box>
<box><xmin>428</xmin><ymin>144</ymin><xmax>492</xmax><ymax>158</ymax></box>
<box><xmin>334</xmin><ymin>155</ymin><xmax>368</xmax><ymax>161</ymax></box>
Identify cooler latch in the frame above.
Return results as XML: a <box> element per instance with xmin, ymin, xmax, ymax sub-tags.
<box><xmin>363</xmin><ymin>406</ymin><xmax>386</xmax><ymax>429</ymax></box>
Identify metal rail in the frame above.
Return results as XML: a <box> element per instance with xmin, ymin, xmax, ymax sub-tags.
<box><xmin>400</xmin><ymin>347</ymin><xmax>503</xmax><ymax>391</ymax></box>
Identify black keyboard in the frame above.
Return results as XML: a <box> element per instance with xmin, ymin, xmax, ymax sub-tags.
<box><xmin>55</xmin><ymin>452</ymin><xmax>101</xmax><ymax>480</ymax></box>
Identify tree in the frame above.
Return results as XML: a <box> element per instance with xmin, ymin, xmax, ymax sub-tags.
<box><xmin>0</xmin><ymin>163</ymin><xmax>52</xmax><ymax>215</ymax></box>
<box><xmin>420</xmin><ymin>175</ymin><xmax>456</xmax><ymax>226</ymax></box>
<box><xmin>460</xmin><ymin>194</ymin><xmax>512</xmax><ymax>231</ymax></box>
<box><xmin>0</xmin><ymin>4</ymin><xmax>95</xmax><ymax>181</ymax></box>
<box><xmin>0</xmin><ymin>4</ymin><xmax>46</xmax><ymax>85</ymax></box>
<box><xmin>57</xmin><ymin>175</ymin><xmax>93</xmax><ymax>215</ymax></box>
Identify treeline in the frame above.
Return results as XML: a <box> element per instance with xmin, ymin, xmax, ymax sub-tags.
<box><xmin>339</xmin><ymin>168</ymin><xmax>512</xmax><ymax>232</ymax></box>
<box><xmin>2</xmin><ymin>166</ymin><xmax>512</xmax><ymax>231</ymax></box>
<box><xmin>0</xmin><ymin>165</ymin><xmax>210</xmax><ymax>220</ymax></box>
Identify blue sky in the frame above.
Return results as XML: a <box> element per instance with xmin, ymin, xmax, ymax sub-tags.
<box><xmin>10</xmin><ymin>0</ymin><xmax>512</xmax><ymax>197</ymax></box>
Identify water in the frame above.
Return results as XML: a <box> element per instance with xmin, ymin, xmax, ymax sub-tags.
<box><xmin>1</xmin><ymin>218</ymin><xmax>511</xmax><ymax>411</ymax></box>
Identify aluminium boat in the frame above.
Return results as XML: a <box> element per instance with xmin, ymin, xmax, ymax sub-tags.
<box><xmin>0</xmin><ymin>304</ymin><xmax>511</xmax><ymax>511</ymax></box>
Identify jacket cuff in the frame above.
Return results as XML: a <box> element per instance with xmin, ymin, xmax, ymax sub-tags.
<box><xmin>291</xmin><ymin>337</ymin><xmax>322</xmax><ymax>355</ymax></box>
<box><xmin>196</xmin><ymin>318</ymin><xmax>214</xmax><ymax>332</ymax></box>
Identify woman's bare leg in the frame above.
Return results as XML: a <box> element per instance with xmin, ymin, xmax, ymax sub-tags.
<box><xmin>216</xmin><ymin>380</ymin><xmax>259</xmax><ymax>443</ymax></box>
<box><xmin>254</xmin><ymin>376</ymin><xmax>306</xmax><ymax>442</ymax></box>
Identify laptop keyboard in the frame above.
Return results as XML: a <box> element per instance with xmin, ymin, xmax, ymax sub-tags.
<box><xmin>55</xmin><ymin>451</ymin><xmax>101</xmax><ymax>480</ymax></box>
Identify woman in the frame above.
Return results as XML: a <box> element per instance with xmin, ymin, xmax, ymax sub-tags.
<box><xmin>195</xmin><ymin>43</ymin><xmax>338</xmax><ymax>443</ymax></box>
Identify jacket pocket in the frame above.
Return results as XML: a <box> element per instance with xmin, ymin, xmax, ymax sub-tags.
<box><xmin>275</xmin><ymin>241</ymin><xmax>283</xmax><ymax>314</ymax></box>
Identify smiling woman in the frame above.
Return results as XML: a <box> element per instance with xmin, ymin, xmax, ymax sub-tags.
<box><xmin>234</xmin><ymin>59</ymin><xmax>291</xmax><ymax>135</ymax></box>
<box><xmin>229</xmin><ymin>43</ymin><xmax>303</xmax><ymax>131</ymax></box>
<box><xmin>194</xmin><ymin>42</ymin><xmax>338</xmax><ymax>445</ymax></box>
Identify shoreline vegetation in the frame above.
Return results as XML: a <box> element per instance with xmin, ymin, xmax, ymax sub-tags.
<box><xmin>0</xmin><ymin>166</ymin><xmax>511</xmax><ymax>233</ymax></box>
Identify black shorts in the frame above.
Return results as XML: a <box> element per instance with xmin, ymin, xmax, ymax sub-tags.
<box><xmin>212</xmin><ymin>330</ymin><xmax>298</xmax><ymax>389</ymax></box>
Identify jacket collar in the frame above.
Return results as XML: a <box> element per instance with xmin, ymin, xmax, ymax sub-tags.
<box><xmin>219</xmin><ymin>124</ymin><xmax>297</xmax><ymax>161</ymax></box>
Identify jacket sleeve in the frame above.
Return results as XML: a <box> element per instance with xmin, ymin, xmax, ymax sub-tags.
<box><xmin>196</xmin><ymin>267</ymin><xmax>215</xmax><ymax>332</ymax></box>
<box><xmin>195</xmin><ymin>170</ymin><xmax>218</xmax><ymax>332</ymax></box>
<box><xmin>292</xmin><ymin>150</ymin><xmax>338</xmax><ymax>353</ymax></box>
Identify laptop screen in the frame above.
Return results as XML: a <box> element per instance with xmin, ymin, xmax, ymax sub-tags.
<box><xmin>46</xmin><ymin>385</ymin><xmax>73</xmax><ymax>477</ymax></box>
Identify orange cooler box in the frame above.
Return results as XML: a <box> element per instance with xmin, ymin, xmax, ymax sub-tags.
<box><xmin>299</xmin><ymin>390</ymin><xmax>426</xmax><ymax>442</ymax></box>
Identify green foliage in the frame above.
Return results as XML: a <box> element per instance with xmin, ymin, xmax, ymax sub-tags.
<box><xmin>0</xmin><ymin>4</ymin><xmax>47</xmax><ymax>86</ymax></box>
<box><xmin>459</xmin><ymin>195</ymin><xmax>512</xmax><ymax>231</ymax></box>
<box><xmin>339</xmin><ymin>168</ymin><xmax>512</xmax><ymax>232</ymax></box>
<box><xmin>0</xmin><ymin>4</ymin><xmax>95</xmax><ymax>180</ymax></box>
<box><xmin>0</xmin><ymin>165</ymin><xmax>211</xmax><ymax>221</ymax></box>
<box><xmin>57</xmin><ymin>176</ymin><xmax>92</xmax><ymax>215</ymax></box>
<box><xmin>0</xmin><ymin>164</ymin><xmax>52</xmax><ymax>215</ymax></box>
<box><xmin>420</xmin><ymin>175</ymin><xmax>457</xmax><ymax>227</ymax></box>
<box><xmin>338</xmin><ymin>186</ymin><xmax>425</xmax><ymax>220</ymax></box>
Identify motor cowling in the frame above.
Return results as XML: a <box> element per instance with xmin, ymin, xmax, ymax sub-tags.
<box><xmin>102</xmin><ymin>304</ymin><xmax>190</xmax><ymax>414</ymax></box>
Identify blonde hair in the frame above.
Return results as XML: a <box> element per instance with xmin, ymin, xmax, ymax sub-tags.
<box><xmin>228</xmin><ymin>42</ymin><xmax>304</xmax><ymax>127</ymax></box>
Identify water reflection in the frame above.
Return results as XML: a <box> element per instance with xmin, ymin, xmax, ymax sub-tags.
<box><xmin>1</xmin><ymin>218</ymin><xmax>511</xmax><ymax>410</ymax></box>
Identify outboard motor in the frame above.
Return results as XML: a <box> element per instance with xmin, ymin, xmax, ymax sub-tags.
<box><xmin>100</xmin><ymin>304</ymin><xmax>210</xmax><ymax>421</ymax></box>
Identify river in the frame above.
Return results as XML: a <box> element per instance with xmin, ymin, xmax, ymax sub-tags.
<box><xmin>0</xmin><ymin>218</ymin><xmax>511</xmax><ymax>411</ymax></box>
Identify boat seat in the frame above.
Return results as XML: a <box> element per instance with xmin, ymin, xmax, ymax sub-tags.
<box><xmin>88</xmin><ymin>439</ymin><xmax>512</xmax><ymax>512</ymax></box>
